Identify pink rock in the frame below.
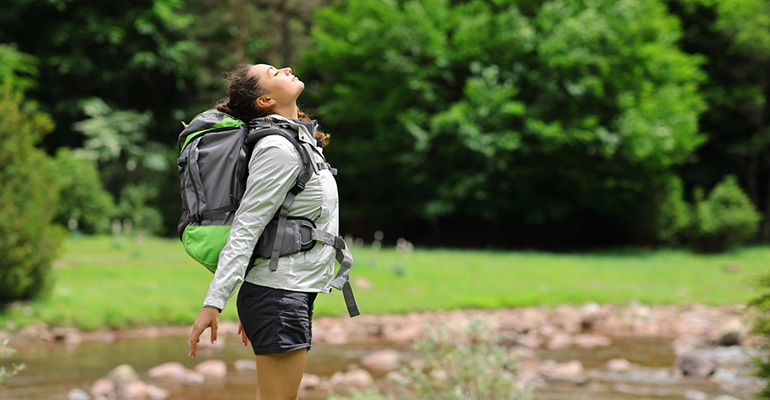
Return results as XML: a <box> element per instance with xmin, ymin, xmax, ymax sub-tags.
<box><xmin>234</xmin><ymin>359</ymin><xmax>256</xmax><ymax>371</ymax></box>
<box><xmin>117</xmin><ymin>380</ymin><xmax>147</xmax><ymax>398</ymax></box>
<box><xmin>573</xmin><ymin>334</ymin><xmax>612</xmax><ymax>348</ymax></box>
<box><xmin>353</xmin><ymin>276</ymin><xmax>374</xmax><ymax>290</ymax></box>
<box><xmin>299</xmin><ymin>373</ymin><xmax>321</xmax><ymax>390</ymax></box>
<box><xmin>361</xmin><ymin>350</ymin><xmax>400</xmax><ymax>373</ymax></box>
<box><xmin>90</xmin><ymin>378</ymin><xmax>115</xmax><ymax>397</ymax></box>
<box><xmin>546</xmin><ymin>333</ymin><xmax>573</xmax><ymax>350</ymax></box>
<box><xmin>195</xmin><ymin>359</ymin><xmax>227</xmax><ymax>378</ymax></box>
<box><xmin>148</xmin><ymin>362</ymin><xmax>187</xmax><ymax>382</ymax></box>
<box><xmin>606</xmin><ymin>358</ymin><xmax>631</xmax><ymax>372</ymax></box>
<box><xmin>383</xmin><ymin>323</ymin><xmax>423</xmax><ymax>342</ymax></box>
<box><xmin>541</xmin><ymin>360</ymin><xmax>586</xmax><ymax>384</ymax></box>
<box><xmin>145</xmin><ymin>384</ymin><xmax>169</xmax><ymax>400</ymax></box>
<box><xmin>106</xmin><ymin>364</ymin><xmax>140</xmax><ymax>384</ymax></box>
<box><xmin>330</xmin><ymin>368</ymin><xmax>374</xmax><ymax>390</ymax></box>
<box><xmin>185</xmin><ymin>370</ymin><xmax>205</xmax><ymax>384</ymax></box>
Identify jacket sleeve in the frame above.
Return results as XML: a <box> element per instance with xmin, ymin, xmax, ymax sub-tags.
<box><xmin>202</xmin><ymin>137</ymin><xmax>301</xmax><ymax>310</ymax></box>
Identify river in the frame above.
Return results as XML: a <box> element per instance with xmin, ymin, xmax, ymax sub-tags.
<box><xmin>0</xmin><ymin>331</ymin><xmax>754</xmax><ymax>399</ymax></box>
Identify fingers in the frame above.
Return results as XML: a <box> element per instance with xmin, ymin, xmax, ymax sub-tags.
<box><xmin>210</xmin><ymin>319</ymin><xmax>218</xmax><ymax>344</ymax></box>
<box><xmin>238</xmin><ymin>322</ymin><xmax>249</xmax><ymax>347</ymax></box>
<box><xmin>189</xmin><ymin>325</ymin><xmax>202</xmax><ymax>357</ymax></box>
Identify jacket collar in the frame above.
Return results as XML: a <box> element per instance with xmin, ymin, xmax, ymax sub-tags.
<box><xmin>263</xmin><ymin>114</ymin><xmax>321</xmax><ymax>148</ymax></box>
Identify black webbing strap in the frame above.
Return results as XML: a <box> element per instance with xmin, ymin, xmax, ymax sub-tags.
<box><xmin>269</xmin><ymin>193</ymin><xmax>296</xmax><ymax>271</ymax></box>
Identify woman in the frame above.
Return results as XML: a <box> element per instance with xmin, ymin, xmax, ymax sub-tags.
<box><xmin>188</xmin><ymin>64</ymin><xmax>348</xmax><ymax>400</ymax></box>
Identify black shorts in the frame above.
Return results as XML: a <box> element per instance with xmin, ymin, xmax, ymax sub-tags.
<box><xmin>236</xmin><ymin>282</ymin><xmax>318</xmax><ymax>356</ymax></box>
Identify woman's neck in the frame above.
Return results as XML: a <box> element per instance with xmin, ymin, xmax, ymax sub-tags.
<box><xmin>270</xmin><ymin>103</ymin><xmax>299</xmax><ymax>120</ymax></box>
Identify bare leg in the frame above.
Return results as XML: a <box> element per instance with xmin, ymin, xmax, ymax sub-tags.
<box><xmin>256</xmin><ymin>348</ymin><xmax>308</xmax><ymax>400</ymax></box>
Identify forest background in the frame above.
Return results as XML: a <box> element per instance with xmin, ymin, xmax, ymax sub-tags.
<box><xmin>1</xmin><ymin>0</ymin><xmax>770</xmax><ymax>303</ymax></box>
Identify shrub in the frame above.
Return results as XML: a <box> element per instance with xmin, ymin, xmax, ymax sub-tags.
<box><xmin>749</xmin><ymin>273</ymin><xmax>770</xmax><ymax>399</ymax></box>
<box><xmin>330</xmin><ymin>319</ymin><xmax>532</xmax><ymax>400</ymax></box>
<box><xmin>0</xmin><ymin>85</ymin><xmax>64</xmax><ymax>303</ymax></box>
<box><xmin>52</xmin><ymin>148</ymin><xmax>116</xmax><ymax>234</ymax></box>
<box><xmin>0</xmin><ymin>339</ymin><xmax>25</xmax><ymax>386</ymax></box>
<box><xmin>688</xmin><ymin>175</ymin><xmax>761</xmax><ymax>252</ymax></box>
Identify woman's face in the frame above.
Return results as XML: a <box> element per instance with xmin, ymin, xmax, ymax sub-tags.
<box><xmin>251</xmin><ymin>64</ymin><xmax>304</xmax><ymax>109</ymax></box>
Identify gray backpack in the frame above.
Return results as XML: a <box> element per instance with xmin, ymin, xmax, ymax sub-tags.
<box><xmin>177</xmin><ymin>110</ymin><xmax>359</xmax><ymax>317</ymax></box>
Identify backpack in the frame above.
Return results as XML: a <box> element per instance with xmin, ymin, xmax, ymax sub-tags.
<box><xmin>177</xmin><ymin>110</ymin><xmax>359</xmax><ymax>317</ymax></box>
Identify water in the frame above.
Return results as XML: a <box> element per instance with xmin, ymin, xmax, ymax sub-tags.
<box><xmin>0</xmin><ymin>333</ymin><xmax>751</xmax><ymax>400</ymax></box>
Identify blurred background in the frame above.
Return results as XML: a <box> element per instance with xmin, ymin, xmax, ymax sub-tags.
<box><xmin>1</xmin><ymin>0</ymin><xmax>770</xmax><ymax>399</ymax></box>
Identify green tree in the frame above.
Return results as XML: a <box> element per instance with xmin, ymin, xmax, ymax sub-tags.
<box><xmin>0</xmin><ymin>0</ymin><xmax>204</xmax><ymax>148</ymax></box>
<box><xmin>52</xmin><ymin>148</ymin><xmax>116</xmax><ymax>234</ymax></box>
<box><xmin>669</xmin><ymin>0</ymin><xmax>770</xmax><ymax>241</ymax></box>
<box><xmin>72</xmin><ymin>98</ymin><xmax>172</xmax><ymax>235</ymax></box>
<box><xmin>0</xmin><ymin>84</ymin><xmax>63</xmax><ymax>303</ymax></box>
<box><xmin>300</xmin><ymin>0</ymin><xmax>705</xmax><ymax>247</ymax></box>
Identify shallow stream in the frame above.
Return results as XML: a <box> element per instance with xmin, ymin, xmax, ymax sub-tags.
<box><xmin>0</xmin><ymin>333</ymin><xmax>750</xmax><ymax>399</ymax></box>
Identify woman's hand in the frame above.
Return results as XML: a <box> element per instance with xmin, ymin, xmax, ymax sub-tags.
<box><xmin>237</xmin><ymin>320</ymin><xmax>250</xmax><ymax>347</ymax></box>
<box><xmin>189</xmin><ymin>306</ymin><xmax>220</xmax><ymax>357</ymax></box>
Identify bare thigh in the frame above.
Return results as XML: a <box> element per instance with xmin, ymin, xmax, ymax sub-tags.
<box><xmin>255</xmin><ymin>348</ymin><xmax>308</xmax><ymax>400</ymax></box>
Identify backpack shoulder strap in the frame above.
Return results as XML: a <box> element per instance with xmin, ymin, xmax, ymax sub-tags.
<box><xmin>245</xmin><ymin>122</ymin><xmax>314</xmax><ymax>272</ymax></box>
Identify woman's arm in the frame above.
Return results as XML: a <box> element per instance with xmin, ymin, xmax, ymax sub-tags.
<box><xmin>203</xmin><ymin>136</ymin><xmax>301</xmax><ymax>310</ymax></box>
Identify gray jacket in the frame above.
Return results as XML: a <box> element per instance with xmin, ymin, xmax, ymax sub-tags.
<box><xmin>203</xmin><ymin>114</ymin><xmax>339</xmax><ymax>310</ymax></box>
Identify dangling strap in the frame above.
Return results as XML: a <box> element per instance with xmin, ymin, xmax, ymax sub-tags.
<box><xmin>310</xmin><ymin>229</ymin><xmax>359</xmax><ymax>317</ymax></box>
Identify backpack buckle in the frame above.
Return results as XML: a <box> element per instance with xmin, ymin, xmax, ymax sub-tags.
<box><xmin>290</xmin><ymin>181</ymin><xmax>306</xmax><ymax>194</ymax></box>
<box><xmin>192</xmin><ymin>213</ymin><xmax>203</xmax><ymax>223</ymax></box>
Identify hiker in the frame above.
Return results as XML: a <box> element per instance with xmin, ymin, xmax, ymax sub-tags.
<box><xmin>187</xmin><ymin>64</ymin><xmax>353</xmax><ymax>400</ymax></box>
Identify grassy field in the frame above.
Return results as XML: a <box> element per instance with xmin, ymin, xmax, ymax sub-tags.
<box><xmin>1</xmin><ymin>235</ymin><xmax>768</xmax><ymax>331</ymax></box>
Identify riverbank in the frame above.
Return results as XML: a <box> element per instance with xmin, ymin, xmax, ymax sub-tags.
<box><xmin>1</xmin><ymin>302</ymin><xmax>765</xmax><ymax>400</ymax></box>
<box><xmin>1</xmin><ymin>235</ymin><xmax>768</xmax><ymax>331</ymax></box>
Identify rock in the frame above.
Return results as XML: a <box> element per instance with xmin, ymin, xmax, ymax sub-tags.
<box><xmin>722</xmin><ymin>262</ymin><xmax>740</xmax><ymax>273</ymax></box>
<box><xmin>684</xmin><ymin>389</ymin><xmax>709</xmax><ymax>400</ymax></box>
<box><xmin>299</xmin><ymin>373</ymin><xmax>321</xmax><ymax>390</ymax></box>
<box><xmin>573</xmin><ymin>334</ymin><xmax>612</xmax><ymax>348</ymax></box>
<box><xmin>540</xmin><ymin>360</ymin><xmax>586</xmax><ymax>385</ymax></box>
<box><xmin>546</xmin><ymin>333</ymin><xmax>573</xmax><ymax>350</ymax></box>
<box><xmin>677</xmin><ymin>353</ymin><xmax>716</xmax><ymax>378</ymax></box>
<box><xmin>234</xmin><ymin>359</ymin><xmax>257</xmax><ymax>371</ymax></box>
<box><xmin>361</xmin><ymin>350</ymin><xmax>400</xmax><ymax>373</ymax></box>
<box><xmin>329</xmin><ymin>368</ymin><xmax>374</xmax><ymax>390</ymax></box>
<box><xmin>716</xmin><ymin>331</ymin><xmax>741</xmax><ymax>347</ymax></box>
<box><xmin>517</xmin><ymin>333</ymin><xmax>544</xmax><ymax>349</ymax></box>
<box><xmin>148</xmin><ymin>362</ymin><xmax>187</xmax><ymax>381</ymax></box>
<box><xmin>353</xmin><ymin>276</ymin><xmax>373</xmax><ymax>290</ymax></box>
<box><xmin>383</xmin><ymin>323</ymin><xmax>423</xmax><ymax>342</ymax></box>
<box><xmin>185</xmin><ymin>370</ymin><xmax>205</xmax><ymax>384</ymax></box>
<box><xmin>89</xmin><ymin>378</ymin><xmax>115</xmax><ymax>397</ymax></box>
<box><xmin>713</xmin><ymin>396</ymin><xmax>740</xmax><ymax>400</ymax></box>
<box><xmin>67</xmin><ymin>388</ymin><xmax>91</xmax><ymax>400</ymax></box>
<box><xmin>195</xmin><ymin>359</ymin><xmax>227</xmax><ymax>378</ymax></box>
<box><xmin>17</xmin><ymin>323</ymin><xmax>53</xmax><ymax>341</ymax></box>
<box><xmin>106</xmin><ymin>364</ymin><xmax>140</xmax><ymax>384</ymax></box>
<box><xmin>145</xmin><ymin>384</ymin><xmax>169</xmax><ymax>400</ymax></box>
<box><xmin>52</xmin><ymin>327</ymin><xmax>81</xmax><ymax>345</ymax></box>
<box><xmin>606</xmin><ymin>358</ymin><xmax>632</xmax><ymax>372</ymax></box>
<box><xmin>117</xmin><ymin>380</ymin><xmax>147</xmax><ymax>399</ymax></box>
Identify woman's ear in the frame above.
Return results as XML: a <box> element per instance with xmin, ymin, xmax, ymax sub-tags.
<box><xmin>256</xmin><ymin>96</ymin><xmax>275</xmax><ymax>109</ymax></box>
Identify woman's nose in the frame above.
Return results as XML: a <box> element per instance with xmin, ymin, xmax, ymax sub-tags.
<box><xmin>281</xmin><ymin>67</ymin><xmax>292</xmax><ymax>75</ymax></box>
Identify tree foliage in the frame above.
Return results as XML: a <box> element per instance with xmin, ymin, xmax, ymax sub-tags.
<box><xmin>0</xmin><ymin>84</ymin><xmax>63</xmax><ymax>303</ymax></box>
<box><xmin>669</xmin><ymin>0</ymin><xmax>770</xmax><ymax>240</ymax></box>
<box><xmin>300</xmin><ymin>0</ymin><xmax>706</xmax><ymax>247</ymax></box>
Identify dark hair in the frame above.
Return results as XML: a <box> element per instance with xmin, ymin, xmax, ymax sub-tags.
<box><xmin>215</xmin><ymin>64</ymin><xmax>330</xmax><ymax>146</ymax></box>
<box><xmin>215</xmin><ymin>64</ymin><xmax>265</xmax><ymax>121</ymax></box>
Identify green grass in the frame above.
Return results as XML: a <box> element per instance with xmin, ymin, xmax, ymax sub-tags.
<box><xmin>1</xmin><ymin>235</ymin><xmax>768</xmax><ymax>331</ymax></box>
